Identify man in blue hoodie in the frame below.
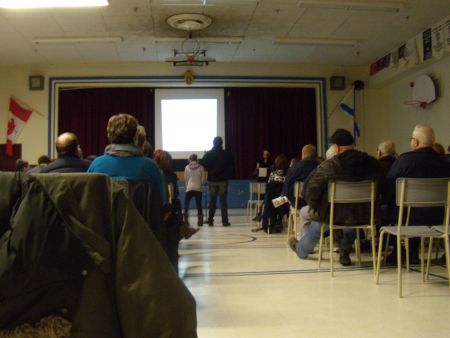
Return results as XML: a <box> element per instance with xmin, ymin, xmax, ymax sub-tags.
<box><xmin>201</xmin><ymin>136</ymin><xmax>234</xmax><ymax>227</ymax></box>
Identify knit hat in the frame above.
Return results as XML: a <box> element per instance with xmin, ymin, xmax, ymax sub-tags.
<box><xmin>329</xmin><ymin>129</ymin><xmax>354</xmax><ymax>146</ymax></box>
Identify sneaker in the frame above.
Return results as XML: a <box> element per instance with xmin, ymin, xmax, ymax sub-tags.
<box><xmin>208</xmin><ymin>220</ymin><xmax>214</xmax><ymax>227</ymax></box>
<box><xmin>339</xmin><ymin>249</ymin><xmax>352</xmax><ymax>266</ymax></box>
<box><xmin>222</xmin><ymin>222</ymin><xmax>231</xmax><ymax>227</ymax></box>
<box><xmin>288</xmin><ymin>236</ymin><xmax>298</xmax><ymax>252</ymax></box>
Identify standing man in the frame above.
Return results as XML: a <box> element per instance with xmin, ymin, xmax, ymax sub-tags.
<box><xmin>201</xmin><ymin>136</ymin><xmax>234</xmax><ymax>227</ymax></box>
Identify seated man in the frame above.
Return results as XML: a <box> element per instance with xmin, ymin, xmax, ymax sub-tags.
<box><xmin>385</xmin><ymin>125</ymin><xmax>450</xmax><ymax>262</ymax></box>
<box><xmin>283</xmin><ymin>144</ymin><xmax>319</xmax><ymax>206</ymax></box>
<box><xmin>377</xmin><ymin>140</ymin><xmax>397</xmax><ymax>176</ymax></box>
<box><xmin>40</xmin><ymin>132</ymin><xmax>91</xmax><ymax>173</ymax></box>
<box><xmin>289</xmin><ymin>129</ymin><xmax>384</xmax><ymax>266</ymax></box>
<box><xmin>27</xmin><ymin>155</ymin><xmax>51</xmax><ymax>174</ymax></box>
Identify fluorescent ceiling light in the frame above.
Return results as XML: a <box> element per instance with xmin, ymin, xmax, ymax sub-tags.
<box><xmin>274</xmin><ymin>37</ymin><xmax>358</xmax><ymax>46</ymax></box>
<box><xmin>155</xmin><ymin>37</ymin><xmax>244</xmax><ymax>44</ymax></box>
<box><xmin>33</xmin><ymin>36</ymin><xmax>123</xmax><ymax>44</ymax></box>
<box><xmin>297</xmin><ymin>0</ymin><xmax>405</xmax><ymax>12</ymax></box>
<box><xmin>0</xmin><ymin>0</ymin><xmax>109</xmax><ymax>9</ymax></box>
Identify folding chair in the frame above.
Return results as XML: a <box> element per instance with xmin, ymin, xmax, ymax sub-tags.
<box><xmin>375</xmin><ymin>177</ymin><xmax>450</xmax><ymax>298</ymax></box>
<box><xmin>287</xmin><ymin>181</ymin><xmax>303</xmax><ymax>240</ymax></box>
<box><xmin>247</xmin><ymin>182</ymin><xmax>265</xmax><ymax>228</ymax></box>
<box><xmin>318</xmin><ymin>180</ymin><xmax>377</xmax><ymax>277</ymax></box>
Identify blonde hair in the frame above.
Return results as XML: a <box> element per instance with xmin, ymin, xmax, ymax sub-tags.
<box><xmin>107</xmin><ymin>114</ymin><xmax>138</xmax><ymax>144</ymax></box>
<box><xmin>301</xmin><ymin>144</ymin><xmax>317</xmax><ymax>159</ymax></box>
<box><xmin>136</xmin><ymin>125</ymin><xmax>147</xmax><ymax>148</ymax></box>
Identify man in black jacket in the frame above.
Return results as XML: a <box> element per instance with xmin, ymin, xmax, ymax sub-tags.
<box><xmin>201</xmin><ymin>136</ymin><xmax>234</xmax><ymax>226</ymax></box>
<box><xmin>289</xmin><ymin>129</ymin><xmax>384</xmax><ymax>266</ymax></box>
<box><xmin>40</xmin><ymin>132</ymin><xmax>91</xmax><ymax>173</ymax></box>
<box><xmin>283</xmin><ymin>144</ymin><xmax>319</xmax><ymax>205</ymax></box>
<box><xmin>385</xmin><ymin>125</ymin><xmax>450</xmax><ymax>262</ymax></box>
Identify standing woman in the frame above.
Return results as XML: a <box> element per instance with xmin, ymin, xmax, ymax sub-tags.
<box><xmin>153</xmin><ymin>150</ymin><xmax>198</xmax><ymax>275</ymax></box>
<box><xmin>184</xmin><ymin>153</ymin><xmax>205</xmax><ymax>227</ymax></box>
<box><xmin>255</xmin><ymin>149</ymin><xmax>272</xmax><ymax>182</ymax></box>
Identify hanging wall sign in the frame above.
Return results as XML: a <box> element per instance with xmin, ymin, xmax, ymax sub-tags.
<box><xmin>445</xmin><ymin>19</ymin><xmax>450</xmax><ymax>52</ymax></box>
<box><xmin>423</xmin><ymin>28</ymin><xmax>432</xmax><ymax>61</ymax></box>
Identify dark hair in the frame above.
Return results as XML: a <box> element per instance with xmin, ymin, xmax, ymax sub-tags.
<box><xmin>107</xmin><ymin>114</ymin><xmax>138</xmax><ymax>144</ymax></box>
<box><xmin>189</xmin><ymin>153</ymin><xmax>198</xmax><ymax>161</ymax></box>
<box><xmin>37</xmin><ymin>155</ymin><xmax>51</xmax><ymax>165</ymax></box>
<box><xmin>213</xmin><ymin>136</ymin><xmax>223</xmax><ymax>147</ymax></box>
<box><xmin>153</xmin><ymin>149</ymin><xmax>173</xmax><ymax>172</ymax></box>
<box><xmin>274</xmin><ymin>154</ymin><xmax>288</xmax><ymax>171</ymax></box>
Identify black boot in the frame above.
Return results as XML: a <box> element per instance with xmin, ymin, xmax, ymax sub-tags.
<box><xmin>197</xmin><ymin>214</ymin><xmax>204</xmax><ymax>226</ymax></box>
<box><xmin>339</xmin><ymin>249</ymin><xmax>352</xmax><ymax>266</ymax></box>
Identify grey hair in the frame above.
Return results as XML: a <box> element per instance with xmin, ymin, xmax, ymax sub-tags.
<box><xmin>325</xmin><ymin>145</ymin><xmax>337</xmax><ymax>160</ymax></box>
<box><xmin>378</xmin><ymin>140</ymin><xmax>396</xmax><ymax>157</ymax></box>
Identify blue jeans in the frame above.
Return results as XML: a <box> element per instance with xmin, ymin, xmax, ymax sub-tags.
<box><xmin>208</xmin><ymin>181</ymin><xmax>228</xmax><ymax>223</ymax></box>
<box><xmin>295</xmin><ymin>221</ymin><xmax>356</xmax><ymax>259</ymax></box>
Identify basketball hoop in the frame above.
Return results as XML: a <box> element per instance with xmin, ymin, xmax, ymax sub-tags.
<box><xmin>403</xmin><ymin>100</ymin><xmax>428</xmax><ymax>109</ymax></box>
<box><xmin>186</xmin><ymin>55</ymin><xmax>195</xmax><ymax>64</ymax></box>
<box><xmin>181</xmin><ymin>36</ymin><xmax>200</xmax><ymax>63</ymax></box>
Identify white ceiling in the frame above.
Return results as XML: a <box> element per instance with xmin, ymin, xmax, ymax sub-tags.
<box><xmin>0</xmin><ymin>0</ymin><xmax>448</xmax><ymax>66</ymax></box>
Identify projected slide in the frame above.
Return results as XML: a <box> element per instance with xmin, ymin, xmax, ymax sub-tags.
<box><xmin>155</xmin><ymin>88</ymin><xmax>225</xmax><ymax>159</ymax></box>
<box><xmin>161</xmin><ymin>99</ymin><xmax>217</xmax><ymax>151</ymax></box>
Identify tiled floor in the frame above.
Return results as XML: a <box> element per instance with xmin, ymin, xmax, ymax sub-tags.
<box><xmin>179</xmin><ymin>210</ymin><xmax>450</xmax><ymax>338</ymax></box>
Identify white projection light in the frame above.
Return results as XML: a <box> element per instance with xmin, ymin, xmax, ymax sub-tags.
<box><xmin>161</xmin><ymin>99</ymin><xmax>217</xmax><ymax>152</ymax></box>
<box><xmin>0</xmin><ymin>0</ymin><xmax>109</xmax><ymax>8</ymax></box>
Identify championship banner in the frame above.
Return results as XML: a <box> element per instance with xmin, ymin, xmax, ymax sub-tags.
<box><xmin>445</xmin><ymin>19</ymin><xmax>450</xmax><ymax>52</ymax></box>
<box><xmin>432</xmin><ymin>23</ymin><xmax>444</xmax><ymax>60</ymax></box>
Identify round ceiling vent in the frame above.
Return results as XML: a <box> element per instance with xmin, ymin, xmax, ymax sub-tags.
<box><xmin>167</xmin><ymin>14</ymin><xmax>212</xmax><ymax>31</ymax></box>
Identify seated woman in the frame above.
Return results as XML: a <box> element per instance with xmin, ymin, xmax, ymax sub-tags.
<box><xmin>260</xmin><ymin>154</ymin><xmax>289</xmax><ymax>233</ymax></box>
<box><xmin>88</xmin><ymin>113</ymin><xmax>165</xmax><ymax>201</ymax></box>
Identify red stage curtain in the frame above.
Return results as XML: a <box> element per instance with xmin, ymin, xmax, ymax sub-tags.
<box><xmin>225</xmin><ymin>87</ymin><xmax>317</xmax><ymax>179</ymax></box>
<box><xmin>58</xmin><ymin>88</ymin><xmax>154</xmax><ymax>157</ymax></box>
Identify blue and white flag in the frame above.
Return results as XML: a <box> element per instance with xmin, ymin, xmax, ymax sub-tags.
<box><xmin>339</xmin><ymin>87</ymin><xmax>360</xmax><ymax>142</ymax></box>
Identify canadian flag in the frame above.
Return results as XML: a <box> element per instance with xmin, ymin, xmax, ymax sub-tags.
<box><xmin>6</xmin><ymin>98</ymin><xmax>33</xmax><ymax>157</ymax></box>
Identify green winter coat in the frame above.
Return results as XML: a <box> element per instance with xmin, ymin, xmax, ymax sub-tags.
<box><xmin>0</xmin><ymin>172</ymin><xmax>197</xmax><ymax>338</ymax></box>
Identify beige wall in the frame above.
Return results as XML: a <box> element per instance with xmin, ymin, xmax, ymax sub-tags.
<box><xmin>0</xmin><ymin>62</ymin><xmax>367</xmax><ymax>163</ymax></box>
<box><xmin>365</xmin><ymin>55</ymin><xmax>450</xmax><ymax>157</ymax></box>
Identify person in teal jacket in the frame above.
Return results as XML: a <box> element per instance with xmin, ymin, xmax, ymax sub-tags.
<box><xmin>88</xmin><ymin>113</ymin><xmax>165</xmax><ymax>202</ymax></box>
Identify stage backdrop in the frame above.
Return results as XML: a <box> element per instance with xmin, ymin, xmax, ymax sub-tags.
<box><xmin>58</xmin><ymin>87</ymin><xmax>317</xmax><ymax>179</ymax></box>
<box><xmin>224</xmin><ymin>87</ymin><xmax>317</xmax><ymax>179</ymax></box>
<box><xmin>58</xmin><ymin>87</ymin><xmax>154</xmax><ymax>158</ymax></box>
